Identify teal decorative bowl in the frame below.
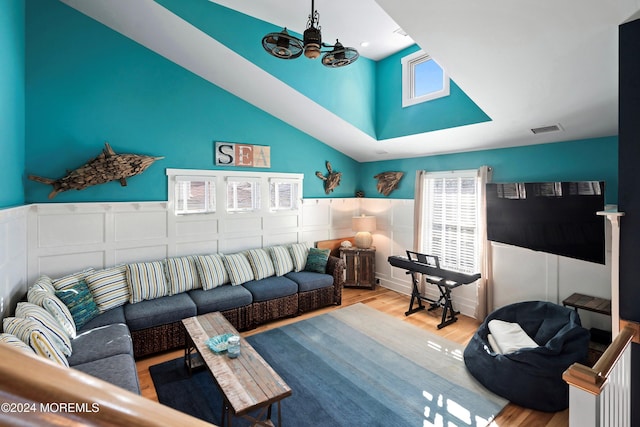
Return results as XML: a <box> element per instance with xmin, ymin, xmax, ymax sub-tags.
<box><xmin>206</xmin><ymin>333</ymin><xmax>234</xmax><ymax>354</ymax></box>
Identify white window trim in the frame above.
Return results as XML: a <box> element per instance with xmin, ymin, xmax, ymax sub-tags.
<box><xmin>402</xmin><ymin>50</ymin><xmax>450</xmax><ymax>108</ymax></box>
<box><xmin>269</xmin><ymin>178</ymin><xmax>302</xmax><ymax>212</ymax></box>
<box><xmin>174</xmin><ymin>175</ymin><xmax>216</xmax><ymax>215</ymax></box>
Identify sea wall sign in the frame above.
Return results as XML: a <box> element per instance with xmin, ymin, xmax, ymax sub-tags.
<box><xmin>215</xmin><ymin>142</ymin><xmax>271</xmax><ymax>168</ymax></box>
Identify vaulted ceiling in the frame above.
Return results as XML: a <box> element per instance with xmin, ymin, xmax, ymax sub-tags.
<box><xmin>61</xmin><ymin>0</ymin><xmax>640</xmax><ymax>162</ymax></box>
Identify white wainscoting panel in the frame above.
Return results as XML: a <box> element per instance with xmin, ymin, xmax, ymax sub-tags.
<box><xmin>0</xmin><ymin>206</ymin><xmax>28</xmax><ymax>318</ymax></box>
<box><xmin>38</xmin><ymin>213</ymin><xmax>105</xmax><ymax>248</ymax></box>
<box><xmin>302</xmin><ymin>200</ymin><xmax>331</xmax><ymax>228</ymax></box>
<box><xmin>114</xmin><ymin>210</ymin><xmax>167</xmax><ymax>242</ymax></box>
<box><xmin>115</xmin><ymin>245</ymin><xmax>169</xmax><ymax>265</ymax></box>
<box><xmin>491</xmin><ymin>239</ymin><xmax>612</xmax><ymax>330</ymax></box>
<box><xmin>264</xmin><ymin>213</ymin><xmax>299</xmax><ymax>230</ymax></box>
<box><xmin>263</xmin><ymin>232</ymin><xmax>299</xmax><ymax>247</ymax></box>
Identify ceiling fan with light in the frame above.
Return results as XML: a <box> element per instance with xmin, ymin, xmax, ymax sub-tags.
<box><xmin>261</xmin><ymin>0</ymin><xmax>359</xmax><ymax>68</ymax></box>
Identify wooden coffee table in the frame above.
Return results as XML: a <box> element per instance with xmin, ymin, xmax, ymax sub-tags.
<box><xmin>182</xmin><ymin>312</ymin><xmax>292</xmax><ymax>427</ymax></box>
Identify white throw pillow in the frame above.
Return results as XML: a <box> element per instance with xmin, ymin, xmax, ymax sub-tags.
<box><xmin>487</xmin><ymin>319</ymin><xmax>538</xmax><ymax>354</ymax></box>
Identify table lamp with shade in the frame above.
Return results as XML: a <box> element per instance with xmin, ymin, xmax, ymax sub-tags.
<box><xmin>352</xmin><ymin>215</ymin><xmax>376</xmax><ymax>248</ymax></box>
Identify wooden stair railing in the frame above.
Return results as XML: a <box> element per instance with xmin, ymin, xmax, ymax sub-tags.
<box><xmin>563</xmin><ymin>325</ymin><xmax>635</xmax><ymax>394</ymax></box>
<box><xmin>563</xmin><ymin>323</ymin><xmax>638</xmax><ymax>427</ymax></box>
<box><xmin>0</xmin><ymin>344</ymin><xmax>217</xmax><ymax>427</ymax></box>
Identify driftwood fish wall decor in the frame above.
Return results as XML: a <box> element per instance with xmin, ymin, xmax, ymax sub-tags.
<box><xmin>315</xmin><ymin>161</ymin><xmax>342</xmax><ymax>195</ymax></box>
<box><xmin>29</xmin><ymin>142</ymin><xmax>163</xmax><ymax>199</ymax></box>
<box><xmin>374</xmin><ymin>171</ymin><xmax>404</xmax><ymax>196</ymax></box>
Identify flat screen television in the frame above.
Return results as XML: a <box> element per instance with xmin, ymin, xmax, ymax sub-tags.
<box><xmin>486</xmin><ymin>181</ymin><xmax>605</xmax><ymax>264</ymax></box>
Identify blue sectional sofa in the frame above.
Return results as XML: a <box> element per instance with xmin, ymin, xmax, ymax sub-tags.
<box><xmin>1</xmin><ymin>243</ymin><xmax>344</xmax><ymax>395</ymax></box>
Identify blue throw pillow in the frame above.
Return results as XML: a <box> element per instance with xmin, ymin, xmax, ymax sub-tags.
<box><xmin>55</xmin><ymin>279</ymin><xmax>100</xmax><ymax>329</ymax></box>
<box><xmin>304</xmin><ymin>248</ymin><xmax>330</xmax><ymax>273</ymax></box>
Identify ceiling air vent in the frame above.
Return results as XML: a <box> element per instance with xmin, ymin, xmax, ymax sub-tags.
<box><xmin>394</xmin><ymin>28</ymin><xmax>408</xmax><ymax>37</ymax></box>
<box><xmin>531</xmin><ymin>124</ymin><xmax>563</xmax><ymax>135</ymax></box>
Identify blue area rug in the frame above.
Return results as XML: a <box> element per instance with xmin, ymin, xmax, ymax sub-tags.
<box><xmin>150</xmin><ymin>304</ymin><xmax>508</xmax><ymax>426</ymax></box>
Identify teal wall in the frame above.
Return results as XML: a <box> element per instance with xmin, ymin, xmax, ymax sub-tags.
<box><xmin>19</xmin><ymin>1</ymin><xmax>620</xmax><ymax>206</ymax></box>
<box><xmin>0</xmin><ymin>0</ymin><xmax>25</xmax><ymax>208</ymax></box>
<box><xmin>24</xmin><ymin>0</ymin><xmax>359</xmax><ymax>203</ymax></box>
<box><xmin>375</xmin><ymin>45</ymin><xmax>491</xmax><ymax>140</ymax></box>
<box><xmin>359</xmin><ymin>136</ymin><xmax>619</xmax><ymax>205</ymax></box>
<box><xmin>156</xmin><ymin>0</ymin><xmax>377</xmax><ymax>139</ymax></box>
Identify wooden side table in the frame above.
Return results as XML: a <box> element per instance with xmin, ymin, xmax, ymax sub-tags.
<box><xmin>562</xmin><ymin>292</ymin><xmax>612</xmax><ymax>365</ymax></box>
<box><xmin>339</xmin><ymin>247</ymin><xmax>376</xmax><ymax>289</ymax></box>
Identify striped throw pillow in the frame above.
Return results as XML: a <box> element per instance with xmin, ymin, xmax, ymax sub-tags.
<box><xmin>126</xmin><ymin>261</ymin><xmax>169</xmax><ymax>303</ymax></box>
<box><xmin>195</xmin><ymin>254</ymin><xmax>229</xmax><ymax>290</ymax></box>
<box><xmin>246</xmin><ymin>249</ymin><xmax>276</xmax><ymax>280</ymax></box>
<box><xmin>54</xmin><ymin>280</ymin><xmax>100</xmax><ymax>330</ymax></box>
<box><xmin>268</xmin><ymin>246</ymin><xmax>294</xmax><ymax>276</ymax></box>
<box><xmin>52</xmin><ymin>268</ymin><xmax>95</xmax><ymax>291</ymax></box>
<box><xmin>85</xmin><ymin>266</ymin><xmax>130</xmax><ymax>312</ymax></box>
<box><xmin>0</xmin><ymin>333</ymin><xmax>36</xmax><ymax>355</ymax></box>
<box><xmin>3</xmin><ymin>317</ymin><xmax>69</xmax><ymax>367</ymax></box>
<box><xmin>27</xmin><ymin>284</ymin><xmax>76</xmax><ymax>339</ymax></box>
<box><xmin>289</xmin><ymin>243</ymin><xmax>310</xmax><ymax>272</ymax></box>
<box><xmin>165</xmin><ymin>256</ymin><xmax>201</xmax><ymax>295</ymax></box>
<box><xmin>33</xmin><ymin>275</ymin><xmax>55</xmax><ymax>294</ymax></box>
<box><xmin>15</xmin><ymin>302</ymin><xmax>73</xmax><ymax>356</ymax></box>
<box><xmin>222</xmin><ymin>253</ymin><xmax>255</xmax><ymax>286</ymax></box>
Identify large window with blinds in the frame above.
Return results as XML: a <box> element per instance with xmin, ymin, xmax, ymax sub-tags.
<box><xmin>421</xmin><ymin>170</ymin><xmax>479</xmax><ymax>274</ymax></box>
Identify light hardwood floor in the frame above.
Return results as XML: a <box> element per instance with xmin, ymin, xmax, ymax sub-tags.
<box><xmin>136</xmin><ymin>287</ymin><xmax>569</xmax><ymax>426</ymax></box>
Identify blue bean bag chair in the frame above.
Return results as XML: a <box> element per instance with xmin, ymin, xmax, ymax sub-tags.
<box><xmin>463</xmin><ymin>301</ymin><xmax>590</xmax><ymax>412</ymax></box>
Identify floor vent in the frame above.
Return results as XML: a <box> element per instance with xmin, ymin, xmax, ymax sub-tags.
<box><xmin>531</xmin><ymin>124</ymin><xmax>563</xmax><ymax>134</ymax></box>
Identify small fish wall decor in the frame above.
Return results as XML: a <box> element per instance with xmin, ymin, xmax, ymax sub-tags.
<box><xmin>28</xmin><ymin>142</ymin><xmax>163</xmax><ymax>199</ymax></box>
<box><xmin>315</xmin><ymin>161</ymin><xmax>342</xmax><ymax>195</ymax></box>
<box><xmin>374</xmin><ymin>171</ymin><xmax>404</xmax><ymax>196</ymax></box>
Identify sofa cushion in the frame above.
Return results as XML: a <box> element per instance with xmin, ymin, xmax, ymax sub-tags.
<box><xmin>72</xmin><ymin>353</ymin><xmax>140</xmax><ymax>394</ymax></box>
<box><xmin>77</xmin><ymin>305</ymin><xmax>126</xmax><ymax>333</ymax></box>
<box><xmin>124</xmin><ymin>293</ymin><xmax>197</xmax><ymax>331</ymax></box>
<box><xmin>188</xmin><ymin>285</ymin><xmax>253</xmax><ymax>314</ymax></box>
<box><xmin>268</xmin><ymin>246</ymin><xmax>294</xmax><ymax>276</ymax></box>
<box><xmin>27</xmin><ymin>285</ymin><xmax>76</xmax><ymax>339</ymax></box>
<box><xmin>55</xmin><ymin>280</ymin><xmax>101</xmax><ymax>330</ymax></box>
<box><xmin>0</xmin><ymin>333</ymin><xmax>36</xmax><ymax>354</ymax></box>
<box><xmin>223</xmin><ymin>253</ymin><xmax>255</xmax><ymax>286</ymax></box>
<box><xmin>165</xmin><ymin>256</ymin><xmax>201</xmax><ymax>295</ymax></box>
<box><xmin>304</xmin><ymin>248</ymin><xmax>330</xmax><ymax>273</ymax></box>
<box><xmin>68</xmin><ymin>323</ymin><xmax>133</xmax><ymax>366</ymax></box>
<box><xmin>288</xmin><ymin>243</ymin><xmax>309</xmax><ymax>272</ymax></box>
<box><xmin>2</xmin><ymin>317</ymin><xmax>69</xmax><ymax>367</ymax></box>
<box><xmin>246</xmin><ymin>249</ymin><xmax>275</xmax><ymax>280</ymax></box>
<box><xmin>242</xmin><ymin>276</ymin><xmax>298</xmax><ymax>303</ymax></box>
<box><xmin>14</xmin><ymin>302</ymin><xmax>73</xmax><ymax>356</ymax></box>
<box><xmin>126</xmin><ymin>261</ymin><xmax>169</xmax><ymax>303</ymax></box>
<box><xmin>285</xmin><ymin>271</ymin><xmax>334</xmax><ymax>292</ymax></box>
<box><xmin>195</xmin><ymin>254</ymin><xmax>229</xmax><ymax>290</ymax></box>
<box><xmin>85</xmin><ymin>266</ymin><xmax>130</xmax><ymax>312</ymax></box>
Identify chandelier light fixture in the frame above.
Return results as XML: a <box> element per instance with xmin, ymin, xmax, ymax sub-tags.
<box><xmin>261</xmin><ymin>0</ymin><xmax>359</xmax><ymax>68</ymax></box>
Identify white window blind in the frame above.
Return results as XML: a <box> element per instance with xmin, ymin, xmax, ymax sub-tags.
<box><xmin>421</xmin><ymin>170</ymin><xmax>479</xmax><ymax>274</ymax></box>
<box><xmin>269</xmin><ymin>178</ymin><xmax>300</xmax><ymax>211</ymax></box>
<box><xmin>174</xmin><ymin>176</ymin><xmax>216</xmax><ymax>215</ymax></box>
<box><xmin>226</xmin><ymin>178</ymin><xmax>261</xmax><ymax>212</ymax></box>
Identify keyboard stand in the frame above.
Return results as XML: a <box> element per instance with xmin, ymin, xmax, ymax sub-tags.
<box><xmin>405</xmin><ymin>271</ymin><xmax>464</xmax><ymax>329</ymax></box>
<box><xmin>388</xmin><ymin>252</ymin><xmax>481</xmax><ymax>330</ymax></box>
